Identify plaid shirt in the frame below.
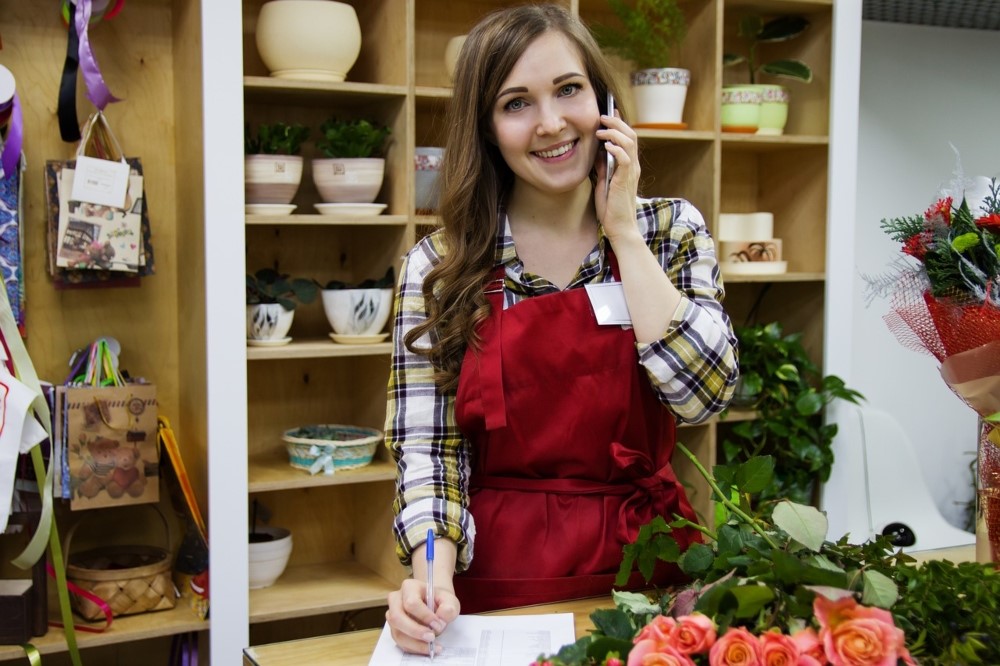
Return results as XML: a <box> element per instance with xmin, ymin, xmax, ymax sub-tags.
<box><xmin>386</xmin><ymin>198</ymin><xmax>738</xmax><ymax>570</ymax></box>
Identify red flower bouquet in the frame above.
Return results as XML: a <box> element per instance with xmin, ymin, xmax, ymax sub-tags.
<box><xmin>878</xmin><ymin>174</ymin><xmax>1000</xmax><ymax>564</ymax></box>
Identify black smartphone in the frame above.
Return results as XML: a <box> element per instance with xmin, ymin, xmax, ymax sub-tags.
<box><xmin>605</xmin><ymin>91</ymin><xmax>616</xmax><ymax>195</ymax></box>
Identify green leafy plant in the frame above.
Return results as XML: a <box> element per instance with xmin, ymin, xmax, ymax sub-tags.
<box><xmin>591</xmin><ymin>0</ymin><xmax>687</xmax><ymax>70</ymax></box>
<box><xmin>246</xmin><ymin>268</ymin><xmax>318</xmax><ymax>310</ymax></box>
<box><xmin>722</xmin><ymin>322</ymin><xmax>863</xmax><ymax>508</ymax></box>
<box><xmin>244</xmin><ymin>122</ymin><xmax>310</xmax><ymax>155</ymax></box>
<box><xmin>723</xmin><ymin>15</ymin><xmax>813</xmax><ymax>84</ymax></box>
<box><xmin>315</xmin><ymin>117</ymin><xmax>391</xmax><ymax>158</ymax></box>
<box><xmin>320</xmin><ymin>266</ymin><xmax>394</xmax><ymax>290</ymax></box>
<box><xmin>534</xmin><ymin>443</ymin><xmax>1000</xmax><ymax>666</ymax></box>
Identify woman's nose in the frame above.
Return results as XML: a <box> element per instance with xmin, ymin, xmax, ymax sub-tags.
<box><xmin>536</xmin><ymin>101</ymin><xmax>566</xmax><ymax>135</ymax></box>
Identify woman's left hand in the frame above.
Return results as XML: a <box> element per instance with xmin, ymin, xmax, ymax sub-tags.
<box><xmin>594</xmin><ymin>112</ymin><xmax>640</xmax><ymax>242</ymax></box>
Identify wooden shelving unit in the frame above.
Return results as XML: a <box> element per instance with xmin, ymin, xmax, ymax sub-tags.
<box><xmin>0</xmin><ymin>0</ymin><xmax>843</xmax><ymax>660</ymax></box>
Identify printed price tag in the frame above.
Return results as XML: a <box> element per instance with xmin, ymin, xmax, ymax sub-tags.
<box><xmin>70</xmin><ymin>155</ymin><xmax>130</xmax><ymax>208</ymax></box>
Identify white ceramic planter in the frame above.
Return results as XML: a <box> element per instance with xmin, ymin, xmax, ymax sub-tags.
<box><xmin>255</xmin><ymin>0</ymin><xmax>362</xmax><ymax>83</ymax></box>
<box><xmin>321</xmin><ymin>288</ymin><xmax>393</xmax><ymax>336</ymax></box>
<box><xmin>247</xmin><ymin>303</ymin><xmax>295</xmax><ymax>342</ymax></box>
<box><xmin>245</xmin><ymin>155</ymin><xmax>304</xmax><ymax>205</ymax></box>
<box><xmin>312</xmin><ymin>157</ymin><xmax>385</xmax><ymax>204</ymax></box>
<box><xmin>248</xmin><ymin>526</ymin><xmax>292</xmax><ymax>589</ymax></box>
<box><xmin>630</xmin><ymin>68</ymin><xmax>690</xmax><ymax>127</ymax></box>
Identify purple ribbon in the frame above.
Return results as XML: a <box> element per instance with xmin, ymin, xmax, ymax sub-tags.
<box><xmin>75</xmin><ymin>0</ymin><xmax>122</xmax><ymax>110</ymax></box>
<box><xmin>0</xmin><ymin>93</ymin><xmax>22</xmax><ymax>181</ymax></box>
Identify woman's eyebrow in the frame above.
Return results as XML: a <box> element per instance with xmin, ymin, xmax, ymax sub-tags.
<box><xmin>496</xmin><ymin>72</ymin><xmax>585</xmax><ymax>100</ymax></box>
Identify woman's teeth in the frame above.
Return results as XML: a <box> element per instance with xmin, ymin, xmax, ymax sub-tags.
<box><xmin>535</xmin><ymin>142</ymin><xmax>574</xmax><ymax>159</ymax></box>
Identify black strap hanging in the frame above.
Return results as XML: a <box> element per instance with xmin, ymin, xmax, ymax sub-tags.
<box><xmin>58</xmin><ymin>1</ymin><xmax>82</xmax><ymax>143</ymax></box>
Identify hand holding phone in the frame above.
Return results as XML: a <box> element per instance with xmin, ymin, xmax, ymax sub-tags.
<box><xmin>605</xmin><ymin>91</ymin><xmax>616</xmax><ymax>195</ymax></box>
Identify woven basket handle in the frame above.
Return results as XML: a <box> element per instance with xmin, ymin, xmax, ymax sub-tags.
<box><xmin>64</xmin><ymin>503</ymin><xmax>171</xmax><ymax>563</ymax></box>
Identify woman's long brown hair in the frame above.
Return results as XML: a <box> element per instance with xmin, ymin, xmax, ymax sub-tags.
<box><xmin>404</xmin><ymin>4</ymin><xmax>624</xmax><ymax>392</ymax></box>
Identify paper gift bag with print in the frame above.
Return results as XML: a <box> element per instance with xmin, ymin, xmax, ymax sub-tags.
<box><xmin>65</xmin><ymin>384</ymin><xmax>159</xmax><ymax>510</ymax></box>
<box><xmin>54</xmin><ymin>112</ymin><xmax>144</xmax><ymax>273</ymax></box>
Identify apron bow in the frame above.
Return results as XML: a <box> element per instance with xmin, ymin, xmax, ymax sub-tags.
<box><xmin>610</xmin><ymin>441</ymin><xmax>682</xmax><ymax>544</ymax></box>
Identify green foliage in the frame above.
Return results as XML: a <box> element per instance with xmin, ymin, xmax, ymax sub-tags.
<box><xmin>315</xmin><ymin>117</ymin><xmax>391</xmax><ymax>158</ymax></box>
<box><xmin>723</xmin><ymin>15</ymin><xmax>812</xmax><ymax>84</ymax></box>
<box><xmin>591</xmin><ymin>0</ymin><xmax>687</xmax><ymax>70</ymax></box>
<box><xmin>535</xmin><ymin>443</ymin><xmax>1000</xmax><ymax>666</ymax></box>
<box><xmin>321</xmin><ymin>266</ymin><xmax>395</xmax><ymax>290</ymax></box>
<box><xmin>244</xmin><ymin>122</ymin><xmax>310</xmax><ymax>155</ymax></box>
<box><xmin>722</xmin><ymin>322</ymin><xmax>864</xmax><ymax>508</ymax></box>
<box><xmin>246</xmin><ymin>268</ymin><xmax>318</xmax><ymax>310</ymax></box>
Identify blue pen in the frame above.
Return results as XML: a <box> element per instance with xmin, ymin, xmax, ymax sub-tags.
<box><xmin>426</xmin><ymin>529</ymin><xmax>436</xmax><ymax>661</ymax></box>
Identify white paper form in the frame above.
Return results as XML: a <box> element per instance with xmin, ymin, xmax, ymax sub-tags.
<box><xmin>369</xmin><ymin>613</ymin><xmax>576</xmax><ymax>665</ymax></box>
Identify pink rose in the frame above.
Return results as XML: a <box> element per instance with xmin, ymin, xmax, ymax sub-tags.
<box><xmin>674</xmin><ymin>613</ymin><xmax>717</xmax><ymax>655</ymax></box>
<box><xmin>791</xmin><ymin>628</ymin><xmax>825</xmax><ymax>666</ymax></box>
<box><xmin>634</xmin><ymin>615</ymin><xmax>678</xmax><ymax>649</ymax></box>
<box><xmin>813</xmin><ymin>595</ymin><xmax>915</xmax><ymax>666</ymax></box>
<box><xmin>627</xmin><ymin>641</ymin><xmax>696</xmax><ymax>666</ymax></box>
<box><xmin>709</xmin><ymin>627</ymin><xmax>763</xmax><ymax>666</ymax></box>
<box><xmin>759</xmin><ymin>631</ymin><xmax>798</xmax><ymax>666</ymax></box>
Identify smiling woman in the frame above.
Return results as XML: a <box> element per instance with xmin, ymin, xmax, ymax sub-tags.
<box><xmin>382</xmin><ymin>3</ymin><xmax>739</xmax><ymax>658</ymax></box>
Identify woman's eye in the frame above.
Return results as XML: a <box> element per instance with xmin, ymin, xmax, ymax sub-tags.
<box><xmin>504</xmin><ymin>98</ymin><xmax>526</xmax><ymax>112</ymax></box>
<box><xmin>559</xmin><ymin>83</ymin><xmax>582</xmax><ymax>97</ymax></box>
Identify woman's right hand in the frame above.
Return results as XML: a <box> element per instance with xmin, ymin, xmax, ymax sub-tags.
<box><xmin>386</xmin><ymin>539</ymin><xmax>461</xmax><ymax>655</ymax></box>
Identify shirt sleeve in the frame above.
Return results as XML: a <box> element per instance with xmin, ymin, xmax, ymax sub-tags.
<box><xmin>385</xmin><ymin>238</ymin><xmax>476</xmax><ymax>572</ymax></box>
<box><xmin>635</xmin><ymin>199</ymin><xmax>739</xmax><ymax>423</ymax></box>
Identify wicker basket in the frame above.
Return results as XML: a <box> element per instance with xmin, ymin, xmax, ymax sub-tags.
<box><xmin>64</xmin><ymin>506</ymin><xmax>175</xmax><ymax>621</ymax></box>
<box><xmin>282</xmin><ymin>424</ymin><xmax>382</xmax><ymax>474</ymax></box>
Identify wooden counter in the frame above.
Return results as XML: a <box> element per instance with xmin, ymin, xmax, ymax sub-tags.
<box><xmin>242</xmin><ymin>596</ymin><xmax>607</xmax><ymax>666</ymax></box>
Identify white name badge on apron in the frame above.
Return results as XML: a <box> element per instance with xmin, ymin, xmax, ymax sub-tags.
<box><xmin>584</xmin><ymin>281</ymin><xmax>632</xmax><ymax>326</ymax></box>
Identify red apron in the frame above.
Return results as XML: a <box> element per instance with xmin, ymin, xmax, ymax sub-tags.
<box><xmin>453</xmin><ymin>253</ymin><xmax>701</xmax><ymax>613</ymax></box>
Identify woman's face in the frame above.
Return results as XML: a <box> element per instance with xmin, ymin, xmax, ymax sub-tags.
<box><xmin>490</xmin><ymin>31</ymin><xmax>601</xmax><ymax>197</ymax></box>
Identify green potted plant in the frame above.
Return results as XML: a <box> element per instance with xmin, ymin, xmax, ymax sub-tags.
<box><xmin>722</xmin><ymin>15</ymin><xmax>812</xmax><ymax>135</ymax></box>
<box><xmin>721</xmin><ymin>321</ymin><xmax>863</xmax><ymax>509</ymax></box>
<box><xmin>246</xmin><ymin>268</ymin><xmax>319</xmax><ymax>345</ymax></box>
<box><xmin>591</xmin><ymin>0</ymin><xmax>690</xmax><ymax>127</ymax></box>
<box><xmin>311</xmin><ymin>117</ymin><xmax>392</xmax><ymax>210</ymax></box>
<box><xmin>244</xmin><ymin>122</ymin><xmax>311</xmax><ymax>211</ymax></box>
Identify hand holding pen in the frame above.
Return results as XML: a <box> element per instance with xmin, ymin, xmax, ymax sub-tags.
<box><xmin>426</xmin><ymin>529</ymin><xmax>436</xmax><ymax>660</ymax></box>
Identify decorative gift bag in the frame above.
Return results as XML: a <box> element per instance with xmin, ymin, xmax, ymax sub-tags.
<box><xmin>44</xmin><ymin>111</ymin><xmax>155</xmax><ymax>288</ymax></box>
<box><xmin>60</xmin><ymin>339</ymin><xmax>159</xmax><ymax>510</ymax></box>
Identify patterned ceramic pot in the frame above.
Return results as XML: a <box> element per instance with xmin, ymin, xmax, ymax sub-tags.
<box><xmin>246</xmin><ymin>303</ymin><xmax>295</xmax><ymax>342</ymax></box>
<box><xmin>321</xmin><ymin>287</ymin><xmax>393</xmax><ymax>336</ymax></box>
<box><xmin>630</xmin><ymin>68</ymin><xmax>690</xmax><ymax>127</ymax></box>
<box><xmin>311</xmin><ymin>157</ymin><xmax>385</xmax><ymax>204</ymax></box>
<box><xmin>721</xmin><ymin>85</ymin><xmax>763</xmax><ymax>133</ymax></box>
<box><xmin>415</xmin><ymin>147</ymin><xmax>444</xmax><ymax>213</ymax></box>
<box><xmin>245</xmin><ymin>155</ymin><xmax>303</xmax><ymax>205</ymax></box>
<box><xmin>749</xmin><ymin>84</ymin><xmax>790</xmax><ymax>135</ymax></box>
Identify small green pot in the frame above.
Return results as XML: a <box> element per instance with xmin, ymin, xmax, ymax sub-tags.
<box><xmin>750</xmin><ymin>84</ymin><xmax>789</xmax><ymax>135</ymax></box>
<box><xmin>721</xmin><ymin>86</ymin><xmax>762</xmax><ymax>133</ymax></box>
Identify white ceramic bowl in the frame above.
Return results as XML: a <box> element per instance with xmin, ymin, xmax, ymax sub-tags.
<box><xmin>248</xmin><ymin>527</ymin><xmax>292</xmax><ymax>589</ymax></box>
<box><xmin>321</xmin><ymin>288</ymin><xmax>393</xmax><ymax>336</ymax></box>
<box><xmin>247</xmin><ymin>304</ymin><xmax>295</xmax><ymax>341</ymax></box>
<box><xmin>245</xmin><ymin>155</ymin><xmax>304</xmax><ymax>205</ymax></box>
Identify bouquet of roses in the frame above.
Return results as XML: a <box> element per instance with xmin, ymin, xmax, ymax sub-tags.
<box><xmin>532</xmin><ymin>444</ymin><xmax>1000</xmax><ymax>666</ymax></box>
<box><xmin>875</xmin><ymin>169</ymin><xmax>1000</xmax><ymax>563</ymax></box>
